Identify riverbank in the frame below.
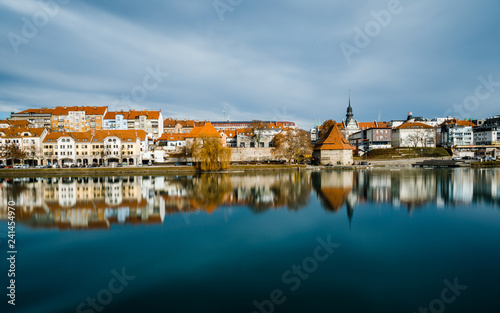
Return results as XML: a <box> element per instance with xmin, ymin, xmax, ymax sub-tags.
<box><xmin>1</xmin><ymin>157</ymin><xmax>498</xmax><ymax>178</ymax></box>
<box><xmin>0</xmin><ymin>164</ymin><xmax>309</xmax><ymax>178</ymax></box>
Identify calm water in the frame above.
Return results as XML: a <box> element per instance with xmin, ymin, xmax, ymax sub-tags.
<box><xmin>1</xmin><ymin>169</ymin><xmax>500</xmax><ymax>313</ymax></box>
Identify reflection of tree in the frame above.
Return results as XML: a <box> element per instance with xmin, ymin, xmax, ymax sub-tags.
<box><xmin>187</xmin><ymin>174</ymin><xmax>233</xmax><ymax>213</ymax></box>
<box><xmin>2</xmin><ymin>180</ymin><xmax>27</xmax><ymax>205</ymax></box>
<box><xmin>247</xmin><ymin>172</ymin><xmax>312</xmax><ymax>212</ymax></box>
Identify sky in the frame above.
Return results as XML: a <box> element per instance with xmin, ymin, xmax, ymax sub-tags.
<box><xmin>0</xmin><ymin>0</ymin><xmax>499</xmax><ymax>129</ymax></box>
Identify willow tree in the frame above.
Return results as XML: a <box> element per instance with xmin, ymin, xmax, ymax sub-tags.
<box><xmin>191</xmin><ymin>136</ymin><xmax>232</xmax><ymax>171</ymax></box>
<box><xmin>271</xmin><ymin>129</ymin><xmax>312</xmax><ymax>163</ymax></box>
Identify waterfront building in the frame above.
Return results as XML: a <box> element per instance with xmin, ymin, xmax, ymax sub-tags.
<box><xmin>439</xmin><ymin>119</ymin><xmax>474</xmax><ymax>147</ymax></box>
<box><xmin>349</xmin><ymin>127</ymin><xmax>392</xmax><ymax>153</ymax></box>
<box><xmin>391</xmin><ymin>121</ymin><xmax>436</xmax><ymax>147</ymax></box>
<box><xmin>0</xmin><ymin>127</ymin><xmax>49</xmax><ymax>166</ymax></box>
<box><xmin>125</xmin><ymin>110</ymin><xmax>163</xmax><ymax>139</ymax></box>
<box><xmin>42</xmin><ymin>130</ymin><xmax>147</xmax><ymax>166</ymax></box>
<box><xmin>9</xmin><ymin>108</ymin><xmax>54</xmax><ymax>128</ymax></box>
<box><xmin>50</xmin><ymin>106</ymin><xmax>108</xmax><ymax>132</ymax></box>
<box><xmin>163</xmin><ymin>118</ymin><xmax>207</xmax><ymax>134</ymax></box>
<box><xmin>313</xmin><ymin>125</ymin><xmax>354</xmax><ymax>165</ymax></box>
<box><xmin>473</xmin><ymin>115</ymin><xmax>500</xmax><ymax>145</ymax></box>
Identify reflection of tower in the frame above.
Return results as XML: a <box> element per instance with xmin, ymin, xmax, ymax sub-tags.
<box><xmin>346</xmin><ymin>192</ymin><xmax>358</xmax><ymax>227</ymax></box>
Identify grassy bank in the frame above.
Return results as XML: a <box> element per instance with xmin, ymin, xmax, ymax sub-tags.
<box><xmin>362</xmin><ymin>147</ymin><xmax>451</xmax><ymax>160</ymax></box>
<box><xmin>471</xmin><ymin>161</ymin><xmax>500</xmax><ymax>168</ymax></box>
<box><xmin>0</xmin><ymin>164</ymin><xmax>308</xmax><ymax>178</ymax></box>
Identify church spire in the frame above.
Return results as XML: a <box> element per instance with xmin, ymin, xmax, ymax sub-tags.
<box><xmin>346</xmin><ymin>90</ymin><xmax>353</xmax><ymax>121</ymax></box>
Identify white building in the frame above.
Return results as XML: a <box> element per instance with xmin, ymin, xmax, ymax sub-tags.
<box><xmin>391</xmin><ymin>122</ymin><xmax>436</xmax><ymax>148</ymax></box>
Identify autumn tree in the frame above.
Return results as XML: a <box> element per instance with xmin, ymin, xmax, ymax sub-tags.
<box><xmin>192</xmin><ymin>136</ymin><xmax>232</xmax><ymax>171</ymax></box>
<box><xmin>319</xmin><ymin>119</ymin><xmax>336</xmax><ymax>140</ymax></box>
<box><xmin>0</xmin><ymin>142</ymin><xmax>28</xmax><ymax>164</ymax></box>
<box><xmin>271</xmin><ymin>129</ymin><xmax>312</xmax><ymax>163</ymax></box>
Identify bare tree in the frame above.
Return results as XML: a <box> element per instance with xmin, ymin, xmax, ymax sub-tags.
<box><xmin>0</xmin><ymin>142</ymin><xmax>28</xmax><ymax>164</ymax></box>
<box><xmin>407</xmin><ymin>133</ymin><xmax>426</xmax><ymax>147</ymax></box>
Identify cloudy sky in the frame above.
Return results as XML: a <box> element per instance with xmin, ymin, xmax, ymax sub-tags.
<box><xmin>1</xmin><ymin>0</ymin><xmax>499</xmax><ymax>129</ymax></box>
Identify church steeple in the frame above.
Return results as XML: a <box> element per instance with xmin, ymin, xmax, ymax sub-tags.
<box><xmin>346</xmin><ymin>91</ymin><xmax>353</xmax><ymax>122</ymax></box>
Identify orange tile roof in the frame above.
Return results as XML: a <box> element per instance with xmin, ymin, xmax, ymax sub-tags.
<box><xmin>92</xmin><ymin>130</ymin><xmax>147</xmax><ymax>141</ymax></box>
<box><xmin>218</xmin><ymin>130</ymin><xmax>237</xmax><ymax>138</ymax></box>
<box><xmin>4</xmin><ymin>120</ymin><xmax>34</xmax><ymax>128</ymax></box>
<box><xmin>395</xmin><ymin>121</ymin><xmax>434</xmax><ymax>129</ymax></box>
<box><xmin>358</xmin><ymin>122</ymin><xmax>377</xmax><ymax>129</ymax></box>
<box><xmin>71</xmin><ymin>131</ymin><xmax>93</xmax><ymax>142</ymax></box>
<box><xmin>127</xmin><ymin>110</ymin><xmax>160</xmax><ymax>120</ymax></box>
<box><xmin>43</xmin><ymin>132</ymin><xmax>74</xmax><ymax>142</ymax></box>
<box><xmin>17</xmin><ymin>108</ymin><xmax>54</xmax><ymax>114</ymax></box>
<box><xmin>235</xmin><ymin>128</ymin><xmax>255</xmax><ymax>136</ymax></box>
<box><xmin>439</xmin><ymin>119</ymin><xmax>474</xmax><ymax>127</ymax></box>
<box><xmin>52</xmin><ymin>106</ymin><xmax>107</xmax><ymax>116</ymax></box>
<box><xmin>0</xmin><ymin>127</ymin><xmax>46</xmax><ymax>138</ymax></box>
<box><xmin>314</xmin><ymin>126</ymin><xmax>353</xmax><ymax>150</ymax></box>
<box><xmin>158</xmin><ymin>133</ymin><xmax>187</xmax><ymax>141</ymax></box>
<box><xmin>104</xmin><ymin>111</ymin><xmax>130</xmax><ymax>119</ymax></box>
<box><xmin>185</xmin><ymin>122</ymin><xmax>220</xmax><ymax>138</ymax></box>
<box><xmin>163</xmin><ymin>118</ymin><xmax>206</xmax><ymax>128</ymax></box>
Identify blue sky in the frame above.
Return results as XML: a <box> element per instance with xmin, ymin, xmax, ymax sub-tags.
<box><xmin>1</xmin><ymin>0</ymin><xmax>499</xmax><ymax>129</ymax></box>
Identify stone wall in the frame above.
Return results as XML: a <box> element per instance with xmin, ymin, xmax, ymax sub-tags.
<box><xmin>313</xmin><ymin>149</ymin><xmax>353</xmax><ymax>165</ymax></box>
<box><xmin>230</xmin><ymin>148</ymin><xmax>274</xmax><ymax>162</ymax></box>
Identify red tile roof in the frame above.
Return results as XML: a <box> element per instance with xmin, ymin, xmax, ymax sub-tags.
<box><xmin>158</xmin><ymin>133</ymin><xmax>187</xmax><ymax>141</ymax></box>
<box><xmin>314</xmin><ymin>126</ymin><xmax>353</xmax><ymax>150</ymax></box>
<box><xmin>127</xmin><ymin>110</ymin><xmax>160</xmax><ymax>120</ymax></box>
<box><xmin>17</xmin><ymin>108</ymin><xmax>54</xmax><ymax>114</ymax></box>
<box><xmin>52</xmin><ymin>106</ymin><xmax>107</xmax><ymax>116</ymax></box>
<box><xmin>395</xmin><ymin>122</ymin><xmax>434</xmax><ymax>129</ymax></box>
<box><xmin>185</xmin><ymin>122</ymin><xmax>220</xmax><ymax>138</ymax></box>
<box><xmin>439</xmin><ymin>119</ymin><xmax>474</xmax><ymax>127</ymax></box>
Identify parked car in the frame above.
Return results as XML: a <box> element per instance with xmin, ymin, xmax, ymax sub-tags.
<box><xmin>53</xmin><ymin>164</ymin><xmax>60</xmax><ymax>168</ymax></box>
<box><xmin>473</xmin><ymin>156</ymin><xmax>483</xmax><ymax>161</ymax></box>
<box><xmin>35</xmin><ymin>165</ymin><xmax>45</xmax><ymax>169</ymax></box>
<box><xmin>485</xmin><ymin>156</ymin><xmax>494</xmax><ymax>161</ymax></box>
<box><xmin>13</xmin><ymin>165</ymin><xmax>22</xmax><ymax>169</ymax></box>
<box><xmin>148</xmin><ymin>161</ymin><xmax>152</xmax><ymax>166</ymax></box>
<box><xmin>137</xmin><ymin>163</ymin><xmax>143</xmax><ymax>167</ymax></box>
<box><xmin>0</xmin><ymin>164</ymin><xmax>5</xmax><ymax>169</ymax></box>
<box><xmin>117</xmin><ymin>163</ymin><xmax>123</xmax><ymax>167</ymax></box>
<box><xmin>452</xmin><ymin>157</ymin><xmax>461</xmax><ymax>160</ymax></box>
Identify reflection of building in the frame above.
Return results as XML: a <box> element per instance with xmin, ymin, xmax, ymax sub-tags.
<box><xmin>312</xmin><ymin>171</ymin><xmax>354</xmax><ymax>212</ymax></box>
<box><xmin>313</xmin><ymin>126</ymin><xmax>354</xmax><ymax>165</ymax></box>
<box><xmin>42</xmin><ymin>130</ymin><xmax>147</xmax><ymax>166</ymax></box>
<box><xmin>2</xmin><ymin>169</ymin><xmax>500</xmax><ymax>230</ymax></box>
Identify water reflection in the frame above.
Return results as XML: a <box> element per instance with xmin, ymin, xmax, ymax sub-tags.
<box><xmin>1</xmin><ymin>168</ymin><xmax>499</xmax><ymax>229</ymax></box>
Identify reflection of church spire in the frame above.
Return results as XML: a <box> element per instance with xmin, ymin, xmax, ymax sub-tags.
<box><xmin>346</xmin><ymin>201</ymin><xmax>354</xmax><ymax>228</ymax></box>
<box><xmin>346</xmin><ymin>191</ymin><xmax>358</xmax><ymax>227</ymax></box>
